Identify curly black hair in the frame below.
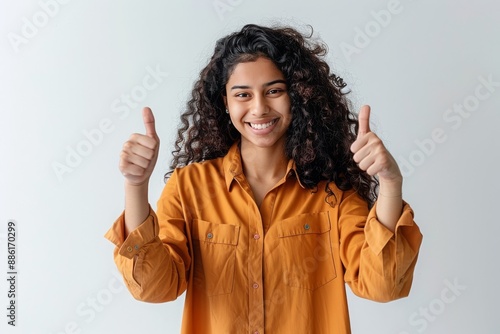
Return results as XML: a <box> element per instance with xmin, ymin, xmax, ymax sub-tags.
<box><xmin>167</xmin><ymin>24</ymin><xmax>378</xmax><ymax>207</ymax></box>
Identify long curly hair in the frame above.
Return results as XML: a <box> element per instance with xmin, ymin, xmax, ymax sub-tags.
<box><xmin>167</xmin><ymin>24</ymin><xmax>378</xmax><ymax>207</ymax></box>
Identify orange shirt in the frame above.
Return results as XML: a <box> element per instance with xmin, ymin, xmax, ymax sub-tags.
<box><xmin>105</xmin><ymin>143</ymin><xmax>422</xmax><ymax>334</ymax></box>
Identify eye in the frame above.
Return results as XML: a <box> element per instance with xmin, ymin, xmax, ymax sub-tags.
<box><xmin>235</xmin><ymin>92</ymin><xmax>250</xmax><ymax>98</ymax></box>
<box><xmin>267</xmin><ymin>88</ymin><xmax>286</xmax><ymax>95</ymax></box>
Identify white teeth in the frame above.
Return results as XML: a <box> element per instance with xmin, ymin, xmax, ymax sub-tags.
<box><xmin>249</xmin><ymin>119</ymin><xmax>276</xmax><ymax>130</ymax></box>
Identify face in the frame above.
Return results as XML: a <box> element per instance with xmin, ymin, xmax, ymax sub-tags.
<box><xmin>224</xmin><ymin>57</ymin><xmax>292</xmax><ymax>151</ymax></box>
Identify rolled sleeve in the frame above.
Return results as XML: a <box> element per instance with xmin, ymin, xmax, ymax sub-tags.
<box><xmin>104</xmin><ymin>206</ymin><xmax>159</xmax><ymax>259</ymax></box>
<box><xmin>341</xmin><ymin>192</ymin><xmax>423</xmax><ymax>302</ymax></box>
<box><xmin>364</xmin><ymin>201</ymin><xmax>416</xmax><ymax>255</ymax></box>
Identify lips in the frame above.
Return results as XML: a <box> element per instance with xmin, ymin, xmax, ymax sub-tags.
<box><xmin>247</xmin><ymin>119</ymin><xmax>278</xmax><ymax>130</ymax></box>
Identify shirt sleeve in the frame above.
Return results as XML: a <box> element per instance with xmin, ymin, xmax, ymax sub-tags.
<box><xmin>339</xmin><ymin>190</ymin><xmax>423</xmax><ymax>302</ymax></box>
<box><xmin>104</xmin><ymin>170</ymin><xmax>190</xmax><ymax>303</ymax></box>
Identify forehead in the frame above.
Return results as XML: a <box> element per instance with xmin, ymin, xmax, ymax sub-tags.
<box><xmin>226</xmin><ymin>57</ymin><xmax>285</xmax><ymax>85</ymax></box>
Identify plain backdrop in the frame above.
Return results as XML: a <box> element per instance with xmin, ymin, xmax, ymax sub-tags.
<box><xmin>1</xmin><ymin>0</ymin><xmax>499</xmax><ymax>333</ymax></box>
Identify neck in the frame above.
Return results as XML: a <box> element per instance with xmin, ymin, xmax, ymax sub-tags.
<box><xmin>240</xmin><ymin>142</ymin><xmax>288</xmax><ymax>182</ymax></box>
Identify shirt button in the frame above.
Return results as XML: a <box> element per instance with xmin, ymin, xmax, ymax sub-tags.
<box><xmin>253</xmin><ymin>234</ymin><xmax>260</xmax><ymax>240</ymax></box>
<box><xmin>252</xmin><ymin>283</ymin><xmax>259</xmax><ymax>289</ymax></box>
<box><xmin>134</xmin><ymin>244</ymin><xmax>139</xmax><ymax>250</ymax></box>
<box><xmin>254</xmin><ymin>331</ymin><xmax>259</xmax><ymax>334</ymax></box>
<box><xmin>304</xmin><ymin>223</ymin><xmax>310</xmax><ymax>230</ymax></box>
<box><xmin>207</xmin><ymin>232</ymin><xmax>213</xmax><ymax>239</ymax></box>
<box><xmin>126</xmin><ymin>246</ymin><xmax>133</xmax><ymax>252</ymax></box>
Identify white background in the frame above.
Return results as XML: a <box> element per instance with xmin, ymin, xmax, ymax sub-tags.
<box><xmin>1</xmin><ymin>0</ymin><xmax>499</xmax><ymax>333</ymax></box>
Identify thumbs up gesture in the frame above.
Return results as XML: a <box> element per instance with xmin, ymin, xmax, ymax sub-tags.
<box><xmin>350</xmin><ymin>105</ymin><xmax>402</xmax><ymax>184</ymax></box>
<box><xmin>119</xmin><ymin>107</ymin><xmax>160</xmax><ymax>186</ymax></box>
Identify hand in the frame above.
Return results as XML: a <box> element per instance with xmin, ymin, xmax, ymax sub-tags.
<box><xmin>119</xmin><ymin>107</ymin><xmax>160</xmax><ymax>186</ymax></box>
<box><xmin>350</xmin><ymin>105</ymin><xmax>402</xmax><ymax>185</ymax></box>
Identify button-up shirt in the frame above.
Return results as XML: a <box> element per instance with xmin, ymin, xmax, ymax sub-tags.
<box><xmin>105</xmin><ymin>143</ymin><xmax>423</xmax><ymax>334</ymax></box>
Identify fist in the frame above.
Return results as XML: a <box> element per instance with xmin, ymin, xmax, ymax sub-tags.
<box><xmin>350</xmin><ymin>105</ymin><xmax>402</xmax><ymax>183</ymax></box>
<box><xmin>119</xmin><ymin>107</ymin><xmax>160</xmax><ymax>186</ymax></box>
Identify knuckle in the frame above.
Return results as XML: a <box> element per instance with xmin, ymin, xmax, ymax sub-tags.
<box><xmin>147</xmin><ymin>137</ymin><xmax>159</xmax><ymax>148</ymax></box>
<box><xmin>130</xmin><ymin>132</ymin><xmax>141</xmax><ymax>139</ymax></box>
<box><xmin>123</xmin><ymin>141</ymin><xmax>133</xmax><ymax>150</ymax></box>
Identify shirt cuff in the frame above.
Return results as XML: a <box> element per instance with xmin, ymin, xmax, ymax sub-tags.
<box><xmin>365</xmin><ymin>201</ymin><xmax>415</xmax><ymax>255</ymax></box>
<box><xmin>104</xmin><ymin>205</ymin><xmax>159</xmax><ymax>259</ymax></box>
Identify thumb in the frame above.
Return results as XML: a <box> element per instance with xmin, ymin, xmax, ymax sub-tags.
<box><xmin>142</xmin><ymin>107</ymin><xmax>157</xmax><ymax>138</ymax></box>
<box><xmin>357</xmin><ymin>105</ymin><xmax>371</xmax><ymax>137</ymax></box>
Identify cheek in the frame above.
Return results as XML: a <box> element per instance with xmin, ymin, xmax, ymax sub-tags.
<box><xmin>228</xmin><ymin>106</ymin><xmax>248</xmax><ymax>126</ymax></box>
<box><xmin>283</xmin><ymin>96</ymin><xmax>291</xmax><ymax>112</ymax></box>
<box><xmin>281</xmin><ymin>108</ymin><xmax>293</xmax><ymax>127</ymax></box>
<box><xmin>283</xmin><ymin>101</ymin><xmax>292</xmax><ymax>119</ymax></box>
<box><xmin>229</xmin><ymin>104</ymin><xmax>246</xmax><ymax>118</ymax></box>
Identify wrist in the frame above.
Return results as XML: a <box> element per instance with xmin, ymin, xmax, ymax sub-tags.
<box><xmin>124</xmin><ymin>181</ymin><xmax>149</xmax><ymax>202</ymax></box>
<box><xmin>125</xmin><ymin>179</ymin><xmax>149</xmax><ymax>190</ymax></box>
<box><xmin>378</xmin><ymin>176</ymin><xmax>403</xmax><ymax>197</ymax></box>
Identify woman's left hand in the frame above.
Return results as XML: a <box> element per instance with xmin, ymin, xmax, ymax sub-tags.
<box><xmin>351</xmin><ymin>105</ymin><xmax>403</xmax><ymax>230</ymax></box>
<box><xmin>350</xmin><ymin>105</ymin><xmax>402</xmax><ymax>186</ymax></box>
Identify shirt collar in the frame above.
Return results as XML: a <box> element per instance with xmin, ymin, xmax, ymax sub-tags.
<box><xmin>222</xmin><ymin>142</ymin><xmax>306</xmax><ymax>191</ymax></box>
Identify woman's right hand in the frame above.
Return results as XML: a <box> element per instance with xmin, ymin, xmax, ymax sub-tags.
<box><xmin>119</xmin><ymin>107</ymin><xmax>160</xmax><ymax>186</ymax></box>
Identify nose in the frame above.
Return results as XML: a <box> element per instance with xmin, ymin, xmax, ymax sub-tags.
<box><xmin>250</xmin><ymin>94</ymin><xmax>269</xmax><ymax>117</ymax></box>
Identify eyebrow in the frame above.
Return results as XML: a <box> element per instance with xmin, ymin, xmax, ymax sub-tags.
<box><xmin>230</xmin><ymin>79</ymin><xmax>287</xmax><ymax>90</ymax></box>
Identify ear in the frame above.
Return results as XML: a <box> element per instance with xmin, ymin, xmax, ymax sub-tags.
<box><xmin>223</xmin><ymin>95</ymin><xmax>228</xmax><ymax>109</ymax></box>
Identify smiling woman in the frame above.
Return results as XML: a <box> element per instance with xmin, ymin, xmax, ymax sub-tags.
<box><xmin>223</xmin><ymin>58</ymin><xmax>292</xmax><ymax>202</ymax></box>
<box><xmin>105</xmin><ymin>23</ymin><xmax>423</xmax><ymax>334</ymax></box>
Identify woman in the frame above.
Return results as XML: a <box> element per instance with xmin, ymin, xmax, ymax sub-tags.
<box><xmin>105</xmin><ymin>24</ymin><xmax>423</xmax><ymax>334</ymax></box>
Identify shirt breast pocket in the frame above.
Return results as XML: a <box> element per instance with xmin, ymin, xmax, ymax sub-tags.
<box><xmin>277</xmin><ymin>212</ymin><xmax>337</xmax><ymax>291</ymax></box>
<box><xmin>192</xmin><ymin>219</ymin><xmax>240</xmax><ymax>296</ymax></box>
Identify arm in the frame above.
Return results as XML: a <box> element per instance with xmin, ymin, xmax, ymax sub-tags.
<box><xmin>124</xmin><ymin>183</ymin><xmax>150</xmax><ymax>236</ymax></box>
<box><xmin>375</xmin><ymin>176</ymin><xmax>403</xmax><ymax>232</ymax></box>
<box><xmin>120</xmin><ymin>107</ymin><xmax>160</xmax><ymax>236</ymax></box>
<box><xmin>346</xmin><ymin>105</ymin><xmax>422</xmax><ymax>301</ymax></box>
<box><xmin>350</xmin><ymin>105</ymin><xmax>404</xmax><ymax>232</ymax></box>
<box><xmin>105</xmin><ymin>107</ymin><xmax>190</xmax><ymax>303</ymax></box>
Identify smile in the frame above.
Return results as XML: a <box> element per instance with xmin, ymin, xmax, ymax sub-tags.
<box><xmin>248</xmin><ymin>119</ymin><xmax>278</xmax><ymax>130</ymax></box>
